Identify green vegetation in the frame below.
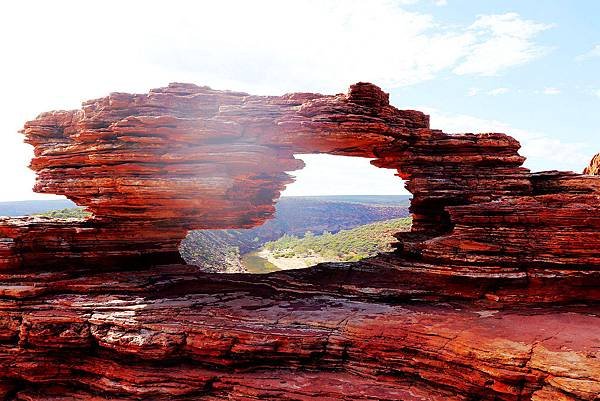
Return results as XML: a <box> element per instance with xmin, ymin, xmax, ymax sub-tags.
<box><xmin>263</xmin><ymin>217</ymin><xmax>412</xmax><ymax>262</ymax></box>
<box><xmin>179</xmin><ymin>231</ymin><xmax>245</xmax><ymax>273</ymax></box>
<box><xmin>34</xmin><ymin>207</ymin><xmax>92</xmax><ymax>219</ymax></box>
<box><xmin>179</xmin><ymin>196</ymin><xmax>410</xmax><ymax>270</ymax></box>
<box><xmin>23</xmin><ymin>198</ymin><xmax>412</xmax><ymax>273</ymax></box>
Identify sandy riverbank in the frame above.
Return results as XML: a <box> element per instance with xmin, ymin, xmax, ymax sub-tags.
<box><xmin>256</xmin><ymin>249</ymin><xmax>331</xmax><ymax>270</ymax></box>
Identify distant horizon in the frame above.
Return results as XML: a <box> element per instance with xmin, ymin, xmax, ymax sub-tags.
<box><xmin>281</xmin><ymin>194</ymin><xmax>412</xmax><ymax>197</ymax></box>
<box><xmin>0</xmin><ymin>194</ymin><xmax>413</xmax><ymax>204</ymax></box>
<box><xmin>0</xmin><ymin>194</ymin><xmax>412</xmax><ymax>218</ymax></box>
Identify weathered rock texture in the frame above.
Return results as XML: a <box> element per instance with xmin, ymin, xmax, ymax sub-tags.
<box><xmin>0</xmin><ymin>83</ymin><xmax>598</xmax><ymax>400</ymax></box>
<box><xmin>1</xmin><ymin>264</ymin><xmax>599</xmax><ymax>401</ymax></box>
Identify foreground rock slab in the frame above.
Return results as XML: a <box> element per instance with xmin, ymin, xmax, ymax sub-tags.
<box><xmin>0</xmin><ymin>264</ymin><xmax>598</xmax><ymax>401</ymax></box>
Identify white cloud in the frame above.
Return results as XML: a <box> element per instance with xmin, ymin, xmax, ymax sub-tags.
<box><xmin>542</xmin><ymin>87</ymin><xmax>561</xmax><ymax>95</ymax></box>
<box><xmin>454</xmin><ymin>13</ymin><xmax>553</xmax><ymax>76</ymax></box>
<box><xmin>422</xmin><ymin>107</ymin><xmax>592</xmax><ymax>173</ymax></box>
<box><xmin>576</xmin><ymin>44</ymin><xmax>600</xmax><ymax>61</ymax></box>
<box><xmin>434</xmin><ymin>0</ymin><xmax>448</xmax><ymax>6</ymax></box>
<box><xmin>487</xmin><ymin>87</ymin><xmax>510</xmax><ymax>96</ymax></box>
<box><xmin>0</xmin><ymin>1</ymin><xmax>554</xmax><ymax>200</ymax></box>
<box><xmin>1</xmin><ymin>2</ymin><xmax>550</xmax><ymax>95</ymax></box>
<box><xmin>467</xmin><ymin>87</ymin><xmax>510</xmax><ymax>96</ymax></box>
<box><xmin>595</xmin><ymin>89</ymin><xmax>600</xmax><ymax>99</ymax></box>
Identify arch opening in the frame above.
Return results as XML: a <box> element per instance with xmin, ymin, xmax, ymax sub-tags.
<box><xmin>180</xmin><ymin>154</ymin><xmax>412</xmax><ymax>273</ymax></box>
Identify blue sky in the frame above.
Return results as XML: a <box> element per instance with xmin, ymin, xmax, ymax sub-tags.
<box><xmin>0</xmin><ymin>0</ymin><xmax>598</xmax><ymax>199</ymax></box>
<box><xmin>394</xmin><ymin>0</ymin><xmax>600</xmax><ymax>159</ymax></box>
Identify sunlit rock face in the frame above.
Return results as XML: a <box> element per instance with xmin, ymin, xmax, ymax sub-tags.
<box><xmin>585</xmin><ymin>152</ymin><xmax>600</xmax><ymax>175</ymax></box>
<box><xmin>22</xmin><ymin>83</ymin><xmax>414</xmax><ymax>225</ymax></box>
<box><xmin>13</xmin><ymin>83</ymin><xmax>429</xmax><ymax>266</ymax></box>
<box><xmin>0</xmin><ymin>83</ymin><xmax>598</xmax><ymax>400</ymax></box>
<box><xmin>9</xmin><ymin>82</ymin><xmax>536</xmax><ymax>267</ymax></box>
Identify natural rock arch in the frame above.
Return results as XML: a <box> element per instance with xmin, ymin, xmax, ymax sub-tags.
<box><xmin>0</xmin><ymin>83</ymin><xmax>598</xmax><ymax>400</ymax></box>
<box><xmin>1</xmin><ymin>82</ymin><xmax>598</xmax><ymax>297</ymax></box>
<box><xmin>13</xmin><ymin>83</ymin><xmax>531</xmax><ymax>267</ymax></box>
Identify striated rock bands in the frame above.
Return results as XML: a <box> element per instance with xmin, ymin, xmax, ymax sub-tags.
<box><xmin>421</xmin><ymin>172</ymin><xmax>600</xmax><ymax>268</ymax></box>
<box><xmin>0</xmin><ymin>265</ymin><xmax>598</xmax><ymax>401</ymax></box>
<box><xmin>22</xmin><ymin>83</ymin><xmax>420</xmax><ymax>225</ymax></box>
<box><xmin>0</xmin><ymin>216</ymin><xmax>183</xmax><ymax>270</ymax></box>
<box><xmin>0</xmin><ymin>82</ymin><xmax>598</xmax><ymax>399</ymax></box>
<box><xmin>11</xmin><ymin>82</ymin><xmax>557</xmax><ymax>270</ymax></box>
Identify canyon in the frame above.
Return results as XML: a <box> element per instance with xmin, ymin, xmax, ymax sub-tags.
<box><xmin>0</xmin><ymin>82</ymin><xmax>598</xmax><ymax>400</ymax></box>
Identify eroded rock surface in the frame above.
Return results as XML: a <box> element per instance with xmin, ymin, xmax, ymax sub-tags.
<box><xmin>1</xmin><ymin>264</ymin><xmax>598</xmax><ymax>401</ymax></box>
<box><xmin>0</xmin><ymin>83</ymin><xmax>598</xmax><ymax>400</ymax></box>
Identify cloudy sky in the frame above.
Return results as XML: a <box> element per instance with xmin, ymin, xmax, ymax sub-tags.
<box><xmin>1</xmin><ymin>0</ymin><xmax>598</xmax><ymax>200</ymax></box>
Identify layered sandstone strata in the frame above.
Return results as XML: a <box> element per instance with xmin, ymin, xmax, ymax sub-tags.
<box><xmin>0</xmin><ymin>264</ymin><xmax>598</xmax><ymax>401</ymax></box>
<box><xmin>0</xmin><ymin>216</ymin><xmax>183</xmax><ymax>270</ymax></box>
<box><xmin>9</xmin><ymin>82</ymin><xmax>541</xmax><ymax>268</ymax></box>
<box><xmin>0</xmin><ymin>83</ymin><xmax>598</xmax><ymax>400</ymax></box>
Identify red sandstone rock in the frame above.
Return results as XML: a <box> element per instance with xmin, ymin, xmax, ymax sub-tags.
<box><xmin>11</xmin><ymin>82</ymin><xmax>565</xmax><ymax>270</ymax></box>
<box><xmin>0</xmin><ymin>83</ymin><xmax>599</xmax><ymax>400</ymax></box>
<box><xmin>23</xmin><ymin>83</ymin><xmax>418</xmax><ymax>225</ymax></box>
<box><xmin>585</xmin><ymin>152</ymin><xmax>600</xmax><ymax>175</ymax></box>
<box><xmin>421</xmin><ymin>172</ymin><xmax>600</xmax><ymax>268</ymax></box>
<box><xmin>0</xmin><ymin>264</ymin><xmax>598</xmax><ymax>400</ymax></box>
<box><xmin>0</xmin><ymin>216</ymin><xmax>183</xmax><ymax>270</ymax></box>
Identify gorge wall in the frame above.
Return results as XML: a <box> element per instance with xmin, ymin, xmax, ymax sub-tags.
<box><xmin>0</xmin><ymin>83</ymin><xmax>598</xmax><ymax>400</ymax></box>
